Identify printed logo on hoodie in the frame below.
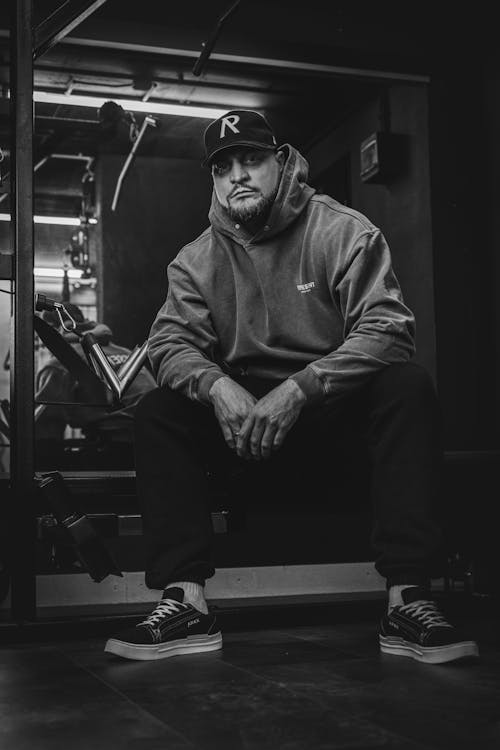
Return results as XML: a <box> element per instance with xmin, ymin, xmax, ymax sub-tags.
<box><xmin>296</xmin><ymin>281</ymin><xmax>315</xmax><ymax>294</ymax></box>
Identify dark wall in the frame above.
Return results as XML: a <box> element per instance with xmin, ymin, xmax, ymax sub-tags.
<box><xmin>97</xmin><ymin>155</ymin><xmax>212</xmax><ymax>348</ymax></box>
<box><xmin>306</xmin><ymin>84</ymin><xmax>436</xmax><ymax>382</ymax></box>
<box><xmin>429</xmin><ymin>68</ymin><xmax>498</xmax><ymax>450</ymax></box>
<box><xmin>304</xmin><ymin>73</ymin><xmax>500</xmax><ymax>451</ymax></box>
<box><xmin>484</xmin><ymin>77</ymin><xmax>500</xmax><ymax>447</ymax></box>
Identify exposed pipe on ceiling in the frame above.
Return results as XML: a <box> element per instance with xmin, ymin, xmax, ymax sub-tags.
<box><xmin>192</xmin><ymin>0</ymin><xmax>242</xmax><ymax>77</ymax></box>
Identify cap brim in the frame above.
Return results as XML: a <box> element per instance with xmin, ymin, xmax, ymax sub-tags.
<box><xmin>202</xmin><ymin>141</ymin><xmax>276</xmax><ymax>168</ymax></box>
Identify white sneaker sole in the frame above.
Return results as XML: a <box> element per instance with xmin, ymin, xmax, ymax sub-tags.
<box><xmin>380</xmin><ymin>635</ymin><xmax>479</xmax><ymax>664</ymax></box>
<box><xmin>104</xmin><ymin>631</ymin><xmax>223</xmax><ymax>661</ymax></box>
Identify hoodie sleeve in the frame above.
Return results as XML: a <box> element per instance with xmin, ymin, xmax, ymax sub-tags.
<box><xmin>290</xmin><ymin>229</ymin><xmax>416</xmax><ymax>404</ymax></box>
<box><xmin>147</xmin><ymin>259</ymin><xmax>226</xmax><ymax>404</ymax></box>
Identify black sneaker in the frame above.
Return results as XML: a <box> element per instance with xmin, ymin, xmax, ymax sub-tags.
<box><xmin>104</xmin><ymin>587</ymin><xmax>222</xmax><ymax>660</ymax></box>
<box><xmin>379</xmin><ymin>586</ymin><xmax>479</xmax><ymax>664</ymax></box>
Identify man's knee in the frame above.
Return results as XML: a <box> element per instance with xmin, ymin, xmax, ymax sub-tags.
<box><xmin>134</xmin><ymin>386</ymin><xmax>199</xmax><ymax>426</ymax></box>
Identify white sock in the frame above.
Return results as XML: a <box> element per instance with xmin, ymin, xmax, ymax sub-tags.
<box><xmin>388</xmin><ymin>584</ymin><xmax>416</xmax><ymax>612</ymax></box>
<box><xmin>166</xmin><ymin>581</ymin><xmax>208</xmax><ymax>614</ymax></box>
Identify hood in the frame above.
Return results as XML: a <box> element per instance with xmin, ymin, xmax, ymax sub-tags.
<box><xmin>208</xmin><ymin>144</ymin><xmax>316</xmax><ymax>242</ymax></box>
<box><xmin>63</xmin><ymin>322</ymin><xmax>113</xmax><ymax>345</ymax></box>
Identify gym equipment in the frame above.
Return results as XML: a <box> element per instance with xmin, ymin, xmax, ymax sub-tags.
<box><xmin>37</xmin><ymin>471</ymin><xmax>122</xmax><ymax>583</ymax></box>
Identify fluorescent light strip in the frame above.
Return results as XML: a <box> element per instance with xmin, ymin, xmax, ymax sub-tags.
<box><xmin>34</xmin><ymin>91</ymin><xmax>227</xmax><ymax>119</ymax></box>
<box><xmin>34</xmin><ymin>268</ymin><xmax>83</xmax><ymax>279</ymax></box>
<box><xmin>0</xmin><ymin>214</ymin><xmax>97</xmax><ymax>226</ymax></box>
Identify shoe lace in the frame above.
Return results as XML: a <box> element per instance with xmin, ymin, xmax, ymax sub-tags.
<box><xmin>141</xmin><ymin>598</ymin><xmax>188</xmax><ymax>627</ymax></box>
<box><xmin>400</xmin><ymin>599</ymin><xmax>453</xmax><ymax>628</ymax></box>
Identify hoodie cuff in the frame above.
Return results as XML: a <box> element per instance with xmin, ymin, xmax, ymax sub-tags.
<box><xmin>289</xmin><ymin>367</ymin><xmax>325</xmax><ymax>405</ymax></box>
<box><xmin>197</xmin><ymin>369</ymin><xmax>227</xmax><ymax>405</ymax></box>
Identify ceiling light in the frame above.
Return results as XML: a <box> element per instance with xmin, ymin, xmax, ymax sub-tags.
<box><xmin>33</xmin><ymin>91</ymin><xmax>227</xmax><ymax>119</ymax></box>
<box><xmin>0</xmin><ymin>214</ymin><xmax>97</xmax><ymax>226</ymax></box>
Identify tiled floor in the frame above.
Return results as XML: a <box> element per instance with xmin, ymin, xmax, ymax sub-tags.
<box><xmin>1</xmin><ymin>599</ymin><xmax>499</xmax><ymax>750</ymax></box>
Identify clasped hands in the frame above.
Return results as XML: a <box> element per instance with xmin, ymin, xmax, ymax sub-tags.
<box><xmin>208</xmin><ymin>376</ymin><xmax>306</xmax><ymax>461</ymax></box>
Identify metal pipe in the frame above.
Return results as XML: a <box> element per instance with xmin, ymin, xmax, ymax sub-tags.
<box><xmin>0</xmin><ymin>154</ymin><xmax>48</xmax><ymax>205</ymax></box>
<box><xmin>116</xmin><ymin>344</ymin><xmax>138</xmax><ymax>376</ymax></box>
<box><xmin>34</xmin><ymin>0</ymin><xmax>109</xmax><ymax>60</ymax></box>
<box><xmin>54</xmin><ymin>35</ymin><xmax>430</xmax><ymax>84</ymax></box>
<box><xmin>192</xmin><ymin>0</ymin><xmax>242</xmax><ymax>77</ymax></box>
<box><xmin>51</xmin><ymin>153</ymin><xmax>95</xmax><ymax>168</ymax></box>
<box><xmin>34</xmin><ymin>404</ymin><xmax>47</xmax><ymax>422</ymax></box>
<box><xmin>81</xmin><ymin>333</ymin><xmax>121</xmax><ymax>398</ymax></box>
<box><xmin>110</xmin><ymin>115</ymin><xmax>157</xmax><ymax>212</ymax></box>
<box><xmin>84</xmin><ymin>347</ymin><xmax>104</xmax><ymax>379</ymax></box>
<box><xmin>117</xmin><ymin>340</ymin><xmax>148</xmax><ymax>397</ymax></box>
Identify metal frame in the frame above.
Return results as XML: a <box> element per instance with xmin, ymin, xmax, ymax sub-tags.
<box><xmin>59</xmin><ymin>35</ymin><xmax>430</xmax><ymax>84</ymax></box>
<box><xmin>34</xmin><ymin>0</ymin><xmax>108</xmax><ymax>59</ymax></box>
<box><xmin>9</xmin><ymin>0</ymin><xmax>36</xmax><ymax>622</ymax></box>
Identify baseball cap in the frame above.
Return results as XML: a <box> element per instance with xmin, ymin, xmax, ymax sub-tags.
<box><xmin>202</xmin><ymin>109</ymin><xmax>277</xmax><ymax>168</ymax></box>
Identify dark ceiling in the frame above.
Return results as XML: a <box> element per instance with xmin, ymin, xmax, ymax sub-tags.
<box><xmin>0</xmin><ymin>0</ymin><xmax>492</xmax><ymax>217</ymax></box>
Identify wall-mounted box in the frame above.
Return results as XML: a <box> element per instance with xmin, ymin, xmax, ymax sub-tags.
<box><xmin>360</xmin><ymin>132</ymin><xmax>408</xmax><ymax>184</ymax></box>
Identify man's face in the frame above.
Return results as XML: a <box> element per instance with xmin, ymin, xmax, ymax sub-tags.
<box><xmin>211</xmin><ymin>147</ymin><xmax>284</xmax><ymax>224</ymax></box>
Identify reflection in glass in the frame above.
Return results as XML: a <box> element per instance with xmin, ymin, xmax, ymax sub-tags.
<box><xmin>34</xmin><ymin>295</ymin><xmax>155</xmax><ymax>471</ymax></box>
<box><xmin>0</xmin><ymin>147</ymin><xmax>10</xmax><ymax>479</ymax></box>
<box><xmin>0</xmin><ymin>277</ymin><xmax>10</xmax><ymax>475</ymax></box>
<box><xmin>0</xmin><ymin>9</ymin><xmax>11</xmax><ymax>618</ymax></box>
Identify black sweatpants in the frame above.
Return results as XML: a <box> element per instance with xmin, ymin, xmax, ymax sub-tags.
<box><xmin>134</xmin><ymin>362</ymin><xmax>445</xmax><ymax>591</ymax></box>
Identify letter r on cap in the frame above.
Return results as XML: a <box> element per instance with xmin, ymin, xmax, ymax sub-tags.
<box><xmin>220</xmin><ymin>115</ymin><xmax>240</xmax><ymax>139</ymax></box>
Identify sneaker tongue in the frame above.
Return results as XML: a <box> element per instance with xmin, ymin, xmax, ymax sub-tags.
<box><xmin>161</xmin><ymin>586</ymin><xmax>185</xmax><ymax>603</ymax></box>
<box><xmin>401</xmin><ymin>586</ymin><xmax>432</xmax><ymax>604</ymax></box>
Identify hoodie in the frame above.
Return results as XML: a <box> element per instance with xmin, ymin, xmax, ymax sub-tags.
<box><xmin>148</xmin><ymin>145</ymin><xmax>415</xmax><ymax>406</ymax></box>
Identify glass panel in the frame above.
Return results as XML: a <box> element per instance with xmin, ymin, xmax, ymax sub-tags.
<box><xmin>0</xmin><ymin>277</ymin><xmax>10</xmax><ymax>476</ymax></box>
<box><xmin>0</xmin><ymin>21</ymin><xmax>10</xmax><ymax>475</ymax></box>
<box><xmin>34</xmin><ymin>219</ymin><xmax>103</xmax><ymax>471</ymax></box>
<box><xmin>0</xmin><ymin>7</ymin><xmax>11</xmax><ymax>621</ymax></box>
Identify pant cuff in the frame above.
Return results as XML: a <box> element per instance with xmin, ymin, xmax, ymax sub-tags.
<box><xmin>385</xmin><ymin>575</ymin><xmax>430</xmax><ymax>590</ymax></box>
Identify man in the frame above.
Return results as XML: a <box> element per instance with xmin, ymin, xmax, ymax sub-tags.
<box><xmin>35</xmin><ymin>303</ymin><xmax>156</xmax><ymax>468</ymax></box>
<box><xmin>105</xmin><ymin>110</ymin><xmax>478</xmax><ymax>664</ymax></box>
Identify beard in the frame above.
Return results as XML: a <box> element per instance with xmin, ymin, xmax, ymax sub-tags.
<box><xmin>225</xmin><ymin>190</ymin><xmax>276</xmax><ymax>224</ymax></box>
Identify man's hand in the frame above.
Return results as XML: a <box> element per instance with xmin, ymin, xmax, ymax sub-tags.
<box><xmin>236</xmin><ymin>379</ymin><xmax>306</xmax><ymax>461</ymax></box>
<box><xmin>208</xmin><ymin>377</ymin><xmax>257</xmax><ymax>451</ymax></box>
